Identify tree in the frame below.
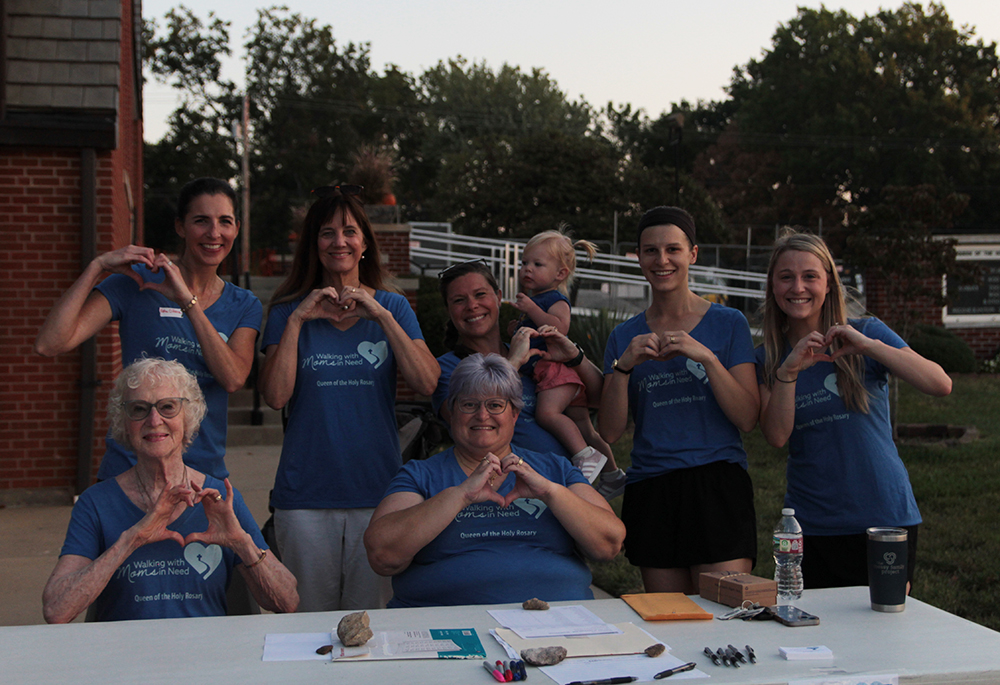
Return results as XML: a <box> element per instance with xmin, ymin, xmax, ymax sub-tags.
<box><xmin>721</xmin><ymin>3</ymin><xmax>1000</xmax><ymax>234</ymax></box>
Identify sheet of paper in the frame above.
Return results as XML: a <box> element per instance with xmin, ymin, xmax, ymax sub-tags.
<box><xmin>539</xmin><ymin>653</ymin><xmax>709</xmax><ymax>685</ymax></box>
<box><xmin>789</xmin><ymin>676</ymin><xmax>898</xmax><ymax>685</ymax></box>
<box><xmin>262</xmin><ymin>632</ymin><xmax>332</xmax><ymax>661</ymax></box>
<box><xmin>488</xmin><ymin>605</ymin><xmax>622</xmax><ymax>639</ymax></box>
<box><xmin>494</xmin><ymin>622</ymin><xmax>660</xmax><ymax>659</ymax></box>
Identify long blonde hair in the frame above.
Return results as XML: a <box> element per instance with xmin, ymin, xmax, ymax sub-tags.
<box><xmin>763</xmin><ymin>230</ymin><xmax>870</xmax><ymax>413</ymax></box>
<box><xmin>523</xmin><ymin>226</ymin><xmax>598</xmax><ymax>295</ymax></box>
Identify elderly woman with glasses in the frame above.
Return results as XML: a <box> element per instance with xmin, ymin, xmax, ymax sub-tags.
<box><xmin>43</xmin><ymin>358</ymin><xmax>298</xmax><ymax>623</ymax></box>
<box><xmin>364</xmin><ymin>353</ymin><xmax>624</xmax><ymax>608</ymax></box>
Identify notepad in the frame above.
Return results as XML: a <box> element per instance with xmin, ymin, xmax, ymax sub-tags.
<box><xmin>620</xmin><ymin>593</ymin><xmax>714</xmax><ymax>621</ymax></box>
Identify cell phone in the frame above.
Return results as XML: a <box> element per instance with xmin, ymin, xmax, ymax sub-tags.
<box><xmin>768</xmin><ymin>605</ymin><xmax>820</xmax><ymax>626</ymax></box>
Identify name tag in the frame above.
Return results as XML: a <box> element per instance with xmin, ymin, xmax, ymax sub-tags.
<box><xmin>159</xmin><ymin>307</ymin><xmax>183</xmax><ymax>318</ymax></box>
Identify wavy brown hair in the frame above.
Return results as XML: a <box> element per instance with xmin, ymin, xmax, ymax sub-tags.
<box><xmin>762</xmin><ymin>230</ymin><xmax>869</xmax><ymax>413</ymax></box>
<box><xmin>270</xmin><ymin>189</ymin><xmax>390</xmax><ymax>309</ymax></box>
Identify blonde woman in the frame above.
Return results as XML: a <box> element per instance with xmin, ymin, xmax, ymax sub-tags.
<box><xmin>756</xmin><ymin>230</ymin><xmax>951</xmax><ymax>589</ymax></box>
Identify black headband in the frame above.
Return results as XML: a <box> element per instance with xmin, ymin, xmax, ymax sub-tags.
<box><xmin>636</xmin><ymin>206</ymin><xmax>696</xmax><ymax>246</ymax></box>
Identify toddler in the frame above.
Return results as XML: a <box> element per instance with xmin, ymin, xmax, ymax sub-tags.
<box><xmin>511</xmin><ymin>229</ymin><xmax>627</xmax><ymax>499</ymax></box>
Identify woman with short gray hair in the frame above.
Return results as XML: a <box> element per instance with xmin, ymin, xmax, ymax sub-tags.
<box><xmin>365</xmin><ymin>353</ymin><xmax>624</xmax><ymax>607</ymax></box>
<box><xmin>43</xmin><ymin>358</ymin><xmax>298</xmax><ymax>622</ymax></box>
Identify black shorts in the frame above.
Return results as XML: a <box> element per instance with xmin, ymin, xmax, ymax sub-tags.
<box><xmin>803</xmin><ymin>525</ymin><xmax>919</xmax><ymax>589</ymax></box>
<box><xmin>621</xmin><ymin>460</ymin><xmax>757</xmax><ymax>569</ymax></box>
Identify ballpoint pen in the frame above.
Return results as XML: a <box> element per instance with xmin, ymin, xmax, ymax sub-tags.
<box><xmin>565</xmin><ymin>677</ymin><xmax>637</xmax><ymax>685</ymax></box>
<box><xmin>745</xmin><ymin>645</ymin><xmax>757</xmax><ymax>664</ymax></box>
<box><xmin>703</xmin><ymin>647</ymin><xmax>721</xmax><ymax>666</ymax></box>
<box><xmin>653</xmin><ymin>661</ymin><xmax>697</xmax><ymax>679</ymax></box>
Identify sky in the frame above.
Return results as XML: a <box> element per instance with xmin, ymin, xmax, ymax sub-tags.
<box><xmin>141</xmin><ymin>0</ymin><xmax>1000</xmax><ymax>143</ymax></box>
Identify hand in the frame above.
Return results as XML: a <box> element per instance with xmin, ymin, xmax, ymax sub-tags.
<box><xmin>335</xmin><ymin>285</ymin><xmax>386</xmax><ymax>323</ymax></box>
<box><xmin>506</xmin><ymin>318</ymin><xmax>521</xmax><ymax>337</ymax></box>
<box><xmin>781</xmin><ymin>330</ymin><xmax>832</xmax><ymax>376</ymax></box>
<box><xmin>457</xmin><ymin>453</ymin><xmax>506</xmax><ymax>507</ymax></box>
<box><xmin>507</xmin><ymin>326</ymin><xmax>543</xmax><ymax>368</ymax></box>
<box><xmin>184</xmin><ymin>478</ymin><xmax>246</xmax><ymax>548</ymax></box>
<box><xmin>498</xmin><ymin>453</ymin><xmax>553</xmax><ymax>506</ymax></box>
<box><xmin>535</xmin><ymin>325</ymin><xmax>579</xmax><ymax>363</ymax></box>
<box><xmin>95</xmin><ymin>245</ymin><xmax>157</xmax><ymax>289</ymax></box>
<box><xmin>292</xmin><ymin>287</ymin><xmax>355</xmax><ymax>325</ymax></box>
<box><xmin>134</xmin><ymin>482</ymin><xmax>195</xmax><ymax>547</ymax></box>
<box><xmin>140</xmin><ymin>253</ymin><xmax>195</xmax><ymax>305</ymax></box>
<box><xmin>617</xmin><ymin>332</ymin><xmax>663</xmax><ymax>370</ymax></box>
<box><xmin>825</xmin><ymin>322</ymin><xmax>872</xmax><ymax>360</ymax></box>
<box><xmin>654</xmin><ymin>330</ymin><xmax>715</xmax><ymax>365</ymax></box>
<box><xmin>512</xmin><ymin>293</ymin><xmax>537</xmax><ymax>315</ymax></box>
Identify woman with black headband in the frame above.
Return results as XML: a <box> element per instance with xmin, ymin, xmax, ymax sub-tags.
<box><xmin>598</xmin><ymin>206</ymin><xmax>760</xmax><ymax>594</ymax></box>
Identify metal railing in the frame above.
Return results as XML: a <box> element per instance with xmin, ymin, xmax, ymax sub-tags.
<box><xmin>409</xmin><ymin>225</ymin><xmax>768</xmax><ymax>314</ymax></box>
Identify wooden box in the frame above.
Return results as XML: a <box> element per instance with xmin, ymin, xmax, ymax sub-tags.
<box><xmin>699</xmin><ymin>572</ymin><xmax>778</xmax><ymax>608</ymax></box>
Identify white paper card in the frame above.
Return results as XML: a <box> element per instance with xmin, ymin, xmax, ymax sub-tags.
<box><xmin>262</xmin><ymin>632</ymin><xmax>332</xmax><ymax>661</ymax></box>
<box><xmin>780</xmin><ymin>645</ymin><xmax>834</xmax><ymax>660</ymax></box>
<box><xmin>488</xmin><ymin>605</ymin><xmax>622</xmax><ymax>639</ymax></box>
<box><xmin>788</xmin><ymin>676</ymin><xmax>898</xmax><ymax>685</ymax></box>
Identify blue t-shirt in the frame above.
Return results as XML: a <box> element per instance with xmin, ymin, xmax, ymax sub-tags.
<box><xmin>382</xmin><ymin>446</ymin><xmax>593</xmax><ymax>608</ymax></box>
<box><xmin>516</xmin><ymin>289</ymin><xmax>571</xmax><ymax>376</ymax></box>
<box><xmin>753</xmin><ymin>317</ymin><xmax>921</xmax><ymax>536</ymax></box>
<box><xmin>433</xmin><ymin>350</ymin><xmax>571</xmax><ymax>458</ymax></box>
<box><xmin>60</xmin><ymin>475</ymin><xmax>267</xmax><ymax>621</ymax></box>
<box><xmin>262</xmin><ymin>290</ymin><xmax>425</xmax><ymax>509</ymax></box>
<box><xmin>603</xmin><ymin>304</ymin><xmax>755</xmax><ymax>482</ymax></box>
<box><xmin>95</xmin><ymin>267</ymin><xmax>263</xmax><ymax>480</ymax></box>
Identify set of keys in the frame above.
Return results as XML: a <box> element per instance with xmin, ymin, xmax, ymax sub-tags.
<box><xmin>703</xmin><ymin>645</ymin><xmax>756</xmax><ymax>667</ymax></box>
<box><xmin>716</xmin><ymin>601</ymin><xmax>769</xmax><ymax>621</ymax></box>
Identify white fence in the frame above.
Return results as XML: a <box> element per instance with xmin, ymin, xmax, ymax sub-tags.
<box><xmin>409</xmin><ymin>224</ymin><xmax>768</xmax><ymax>315</ymax></box>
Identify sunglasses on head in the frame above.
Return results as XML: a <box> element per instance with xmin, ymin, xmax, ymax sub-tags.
<box><xmin>310</xmin><ymin>184</ymin><xmax>364</xmax><ymax>198</ymax></box>
<box><xmin>437</xmin><ymin>258</ymin><xmax>491</xmax><ymax>279</ymax></box>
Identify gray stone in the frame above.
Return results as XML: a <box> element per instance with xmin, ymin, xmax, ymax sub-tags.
<box><xmin>521</xmin><ymin>646</ymin><xmax>568</xmax><ymax>666</ymax></box>
<box><xmin>337</xmin><ymin>610</ymin><xmax>373</xmax><ymax>647</ymax></box>
<box><xmin>522</xmin><ymin>597</ymin><xmax>550</xmax><ymax>610</ymax></box>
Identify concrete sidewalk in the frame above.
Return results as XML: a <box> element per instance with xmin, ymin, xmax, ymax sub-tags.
<box><xmin>0</xmin><ymin>445</ymin><xmax>282</xmax><ymax>627</ymax></box>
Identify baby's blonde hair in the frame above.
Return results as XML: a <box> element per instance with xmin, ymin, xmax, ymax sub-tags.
<box><xmin>523</xmin><ymin>225</ymin><xmax>598</xmax><ymax>295</ymax></box>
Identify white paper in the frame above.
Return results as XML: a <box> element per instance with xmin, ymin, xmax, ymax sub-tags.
<box><xmin>780</xmin><ymin>645</ymin><xmax>834</xmax><ymax>660</ymax></box>
<box><xmin>488</xmin><ymin>605</ymin><xmax>622</xmax><ymax>639</ymax></box>
<box><xmin>490</xmin><ymin>629</ymin><xmax>520</xmax><ymax>660</ymax></box>
<box><xmin>262</xmin><ymin>632</ymin><xmax>332</xmax><ymax>661</ymax></box>
<box><xmin>539</xmin><ymin>653</ymin><xmax>708</xmax><ymax>685</ymax></box>
<box><xmin>789</xmin><ymin>676</ymin><xmax>898</xmax><ymax>685</ymax></box>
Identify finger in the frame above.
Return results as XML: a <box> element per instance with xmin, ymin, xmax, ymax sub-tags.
<box><xmin>223</xmin><ymin>478</ymin><xmax>234</xmax><ymax>503</ymax></box>
<box><xmin>165</xmin><ymin>531</ymin><xmax>187</xmax><ymax>547</ymax></box>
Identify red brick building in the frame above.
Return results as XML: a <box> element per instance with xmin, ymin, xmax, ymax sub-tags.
<box><xmin>1</xmin><ymin>0</ymin><xmax>143</xmax><ymax>504</ymax></box>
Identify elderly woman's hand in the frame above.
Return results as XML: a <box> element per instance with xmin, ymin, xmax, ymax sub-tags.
<box><xmin>182</xmin><ymin>478</ymin><xmax>250</xmax><ymax>549</ymax></box>
<box><xmin>133</xmin><ymin>483</ymin><xmax>196</xmax><ymax>548</ymax></box>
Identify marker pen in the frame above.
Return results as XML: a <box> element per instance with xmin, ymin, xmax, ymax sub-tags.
<box><xmin>483</xmin><ymin>660</ymin><xmax>506</xmax><ymax>682</ymax></box>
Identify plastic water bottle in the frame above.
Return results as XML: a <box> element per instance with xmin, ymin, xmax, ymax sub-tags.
<box><xmin>773</xmin><ymin>507</ymin><xmax>804</xmax><ymax>604</ymax></box>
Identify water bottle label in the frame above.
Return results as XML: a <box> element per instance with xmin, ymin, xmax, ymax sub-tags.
<box><xmin>774</xmin><ymin>535</ymin><xmax>803</xmax><ymax>554</ymax></box>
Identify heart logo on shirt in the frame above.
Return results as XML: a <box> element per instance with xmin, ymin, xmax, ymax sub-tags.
<box><xmin>686</xmin><ymin>358</ymin><xmax>709</xmax><ymax>384</ymax></box>
<box><xmin>184</xmin><ymin>542</ymin><xmax>223</xmax><ymax>580</ymax></box>
<box><xmin>823</xmin><ymin>373</ymin><xmax>840</xmax><ymax>396</ymax></box>
<box><xmin>358</xmin><ymin>341</ymin><xmax>388</xmax><ymax>369</ymax></box>
<box><xmin>883</xmin><ymin>552</ymin><xmax>897</xmax><ymax>565</ymax></box>
<box><xmin>512</xmin><ymin>498</ymin><xmax>548</xmax><ymax>519</ymax></box>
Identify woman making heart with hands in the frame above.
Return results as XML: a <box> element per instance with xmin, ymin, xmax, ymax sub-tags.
<box><xmin>259</xmin><ymin>185</ymin><xmax>439</xmax><ymax>613</ymax></box>
<box><xmin>756</xmin><ymin>231</ymin><xmax>951</xmax><ymax>590</ymax></box>
<box><xmin>35</xmin><ymin>178</ymin><xmax>262</xmax><ymax>481</ymax></box>
<box><xmin>598</xmin><ymin>206</ymin><xmax>760</xmax><ymax>595</ymax></box>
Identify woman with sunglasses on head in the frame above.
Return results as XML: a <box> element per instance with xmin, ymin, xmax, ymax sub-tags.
<box><xmin>756</xmin><ymin>230</ymin><xmax>951</xmax><ymax>590</ymax></box>
<box><xmin>598</xmin><ymin>207</ymin><xmax>760</xmax><ymax>594</ymax></box>
<box><xmin>35</xmin><ymin>178</ymin><xmax>262</xmax><ymax>481</ymax></box>
<box><xmin>43</xmin><ymin>358</ymin><xmax>298</xmax><ymax>623</ymax></box>
<box><xmin>259</xmin><ymin>184</ymin><xmax>439</xmax><ymax>612</ymax></box>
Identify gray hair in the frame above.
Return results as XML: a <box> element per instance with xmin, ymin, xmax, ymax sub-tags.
<box><xmin>107</xmin><ymin>358</ymin><xmax>207</xmax><ymax>451</ymax></box>
<box><xmin>447</xmin><ymin>353</ymin><xmax>524</xmax><ymax>413</ymax></box>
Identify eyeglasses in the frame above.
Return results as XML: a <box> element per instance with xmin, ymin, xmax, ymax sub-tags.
<box><xmin>437</xmin><ymin>258</ymin><xmax>490</xmax><ymax>279</ymax></box>
<box><xmin>311</xmin><ymin>184</ymin><xmax>363</xmax><ymax>198</ymax></box>
<box><xmin>123</xmin><ymin>398</ymin><xmax>189</xmax><ymax>421</ymax></box>
<box><xmin>455</xmin><ymin>398</ymin><xmax>510</xmax><ymax>415</ymax></box>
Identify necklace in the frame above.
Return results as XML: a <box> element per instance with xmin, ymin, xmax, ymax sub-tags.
<box><xmin>134</xmin><ymin>465</ymin><xmax>189</xmax><ymax>512</ymax></box>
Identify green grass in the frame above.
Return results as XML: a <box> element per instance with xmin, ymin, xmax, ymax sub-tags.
<box><xmin>589</xmin><ymin>374</ymin><xmax>1000</xmax><ymax>632</ymax></box>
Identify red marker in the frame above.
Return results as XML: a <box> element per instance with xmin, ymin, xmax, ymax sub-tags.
<box><xmin>483</xmin><ymin>661</ymin><xmax>506</xmax><ymax>683</ymax></box>
<box><xmin>504</xmin><ymin>661</ymin><xmax>514</xmax><ymax>682</ymax></box>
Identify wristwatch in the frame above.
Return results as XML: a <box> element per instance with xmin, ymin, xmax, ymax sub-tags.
<box><xmin>612</xmin><ymin>358</ymin><xmax>633</xmax><ymax>375</ymax></box>
<box><xmin>565</xmin><ymin>343</ymin><xmax>586</xmax><ymax>368</ymax></box>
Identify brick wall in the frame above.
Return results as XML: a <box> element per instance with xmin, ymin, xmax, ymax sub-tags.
<box><xmin>865</xmin><ymin>270</ymin><xmax>1000</xmax><ymax>360</ymax></box>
